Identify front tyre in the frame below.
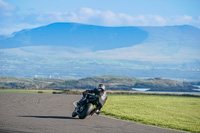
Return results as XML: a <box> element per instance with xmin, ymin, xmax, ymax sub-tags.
<box><xmin>72</xmin><ymin>111</ymin><xmax>77</xmax><ymax>118</ymax></box>
<box><xmin>78</xmin><ymin>103</ymin><xmax>93</xmax><ymax>119</ymax></box>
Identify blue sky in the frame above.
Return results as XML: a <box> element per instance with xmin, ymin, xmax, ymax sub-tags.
<box><xmin>0</xmin><ymin>0</ymin><xmax>200</xmax><ymax>35</ymax></box>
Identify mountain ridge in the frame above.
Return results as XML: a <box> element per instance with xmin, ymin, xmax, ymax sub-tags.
<box><xmin>0</xmin><ymin>22</ymin><xmax>149</xmax><ymax>50</ymax></box>
<box><xmin>1</xmin><ymin>23</ymin><xmax>200</xmax><ymax>50</ymax></box>
<box><xmin>0</xmin><ymin>23</ymin><xmax>200</xmax><ymax>79</ymax></box>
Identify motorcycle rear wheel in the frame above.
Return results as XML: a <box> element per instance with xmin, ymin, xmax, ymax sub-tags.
<box><xmin>79</xmin><ymin>103</ymin><xmax>93</xmax><ymax>119</ymax></box>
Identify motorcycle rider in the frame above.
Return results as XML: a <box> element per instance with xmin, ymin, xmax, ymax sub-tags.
<box><xmin>77</xmin><ymin>84</ymin><xmax>107</xmax><ymax>115</ymax></box>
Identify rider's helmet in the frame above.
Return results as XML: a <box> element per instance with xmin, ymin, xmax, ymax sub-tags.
<box><xmin>98</xmin><ymin>84</ymin><xmax>106</xmax><ymax>90</ymax></box>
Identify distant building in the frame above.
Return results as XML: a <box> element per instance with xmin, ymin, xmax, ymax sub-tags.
<box><xmin>34</xmin><ymin>75</ymin><xmax>38</xmax><ymax>78</ymax></box>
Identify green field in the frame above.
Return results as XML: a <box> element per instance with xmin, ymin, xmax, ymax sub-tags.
<box><xmin>101</xmin><ymin>95</ymin><xmax>200</xmax><ymax>133</ymax></box>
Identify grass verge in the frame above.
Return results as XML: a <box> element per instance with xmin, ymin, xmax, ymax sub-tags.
<box><xmin>101</xmin><ymin>95</ymin><xmax>200</xmax><ymax>133</ymax></box>
<box><xmin>0</xmin><ymin>89</ymin><xmax>63</xmax><ymax>94</ymax></box>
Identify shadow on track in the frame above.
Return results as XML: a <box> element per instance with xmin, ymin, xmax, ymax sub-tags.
<box><xmin>19</xmin><ymin>116</ymin><xmax>78</xmax><ymax>119</ymax></box>
<box><xmin>0</xmin><ymin>129</ymin><xmax>31</xmax><ymax>133</ymax></box>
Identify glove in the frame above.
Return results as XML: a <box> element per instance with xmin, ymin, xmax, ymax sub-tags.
<box><xmin>82</xmin><ymin>91</ymin><xmax>88</xmax><ymax>97</ymax></box>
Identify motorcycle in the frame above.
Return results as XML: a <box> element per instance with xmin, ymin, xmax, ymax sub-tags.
<box><xmin>72</xmin><ymin>93</ymin><xmax>99</xmax><ymax>119</ymax></box>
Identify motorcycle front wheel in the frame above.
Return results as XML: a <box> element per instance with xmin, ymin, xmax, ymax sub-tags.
<box><xmin>72</xmin><ymin>111</ymin><xmax>77</xmax><ymax>118</ymax></box>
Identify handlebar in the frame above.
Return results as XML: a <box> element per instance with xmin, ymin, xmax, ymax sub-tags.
<box><xmin>86</xmin><ymin>93</ymin><xmax>97</xmax><ymax>101</ymax></box>
<box><xmin>83</xmin><ymin>91</ymin><xmax>98</xmax><ymax>100</ymax></box>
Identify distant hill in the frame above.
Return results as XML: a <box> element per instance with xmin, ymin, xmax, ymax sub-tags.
<box><xmin>0</xmin><ymin>23</ymin><xmax>199</xmax><ymax>51</ymax></box>
<box><xmin>0</xmin><ymin>23</ymin><xmax>200</xmax><ymax>79</ymax></box>
<box><xmin>0</xmin><ymin>76</ymin><xmax>199</xmax><ymax>92</ymax></box>
<box><xmin>0</xmin><ymin>23</ymin><xmax>148</xmax><ymax>51</ymax></box>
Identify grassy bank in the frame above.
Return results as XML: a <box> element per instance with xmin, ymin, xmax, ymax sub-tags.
<box><xmin>63</xmin><ymin>89</ymin><xmax>200</xmax><ymax>97</ymax></box>
<box><xmin>1</xmin><ymin>76</ymin><xmax>199</xmax><ymax>92</ymax></box>
<box><xmin>1</xmin><ymin>88</ymin><xmax>200</xmax><ymax>97</ymax></box>
<box><xmin>101</xmin><ymin>95</ymin><xmax>200</xmax><ymax>133</ymax></box>
<box><xmin>0</xmin><ymin>89</ymin><xmax>62</xmax><ymax>94</ymax></box>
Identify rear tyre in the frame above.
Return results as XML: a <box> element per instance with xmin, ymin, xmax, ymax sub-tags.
<box><xmin>79</xmin><ymin>103</ymin><xmax>93</xmax><ymax>119</ymax></box>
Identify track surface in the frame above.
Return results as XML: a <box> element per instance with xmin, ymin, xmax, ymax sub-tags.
<box><xmin>0</xmin><ymin>93</ymin><xmax>186</xmax><ymax>133</ymax></box>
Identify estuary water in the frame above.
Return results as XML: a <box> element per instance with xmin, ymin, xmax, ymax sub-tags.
<box><xmin>132</xmin><ymin>86</ymin><xmax>200</xmax><ymax>94</ymax></box>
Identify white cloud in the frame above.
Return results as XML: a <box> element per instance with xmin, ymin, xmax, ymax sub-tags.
<box><xmin>183</xmin><ymin>15</ymin><xmax>192</xmax><ymax>20</ymax></box>
<box><xmin>0</xmin><ymin>0</ymin><xmax>14</xmax><ymax>16</ymax></box>
<box><xmin>79</xmin><ymin>8</ymin><xmax>100</xmax><ymax>17</ymax></box>
<box><xmin>0</xmin><ymin>7</ymin><xmax>200</xmax><ymax>35</ymax></box>
<box><xmin>58</xmin><ymin>8</ymin><xmax>198</xmax><ymax>28</ymax></box>
<box><xmin>0</xmin><ymin>0</ymin><xmax>12</xmax><ymax>9</ymax></box>
<box><xmin>166</xmin><ymin>15</ymin><xmax>200</xmax><ymax>27</ymax></box>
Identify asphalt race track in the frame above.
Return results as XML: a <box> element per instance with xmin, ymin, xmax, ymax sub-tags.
<box><xmin>0</xmin><ymin>93</ymin><xmax>186</xmax><ymax>133</ymax></box>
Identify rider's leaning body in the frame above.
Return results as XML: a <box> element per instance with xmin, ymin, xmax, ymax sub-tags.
<box><xmin>78</xmin><ymin>84</ymin><xmax>107</xmax><ymax>114</ymax></box>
